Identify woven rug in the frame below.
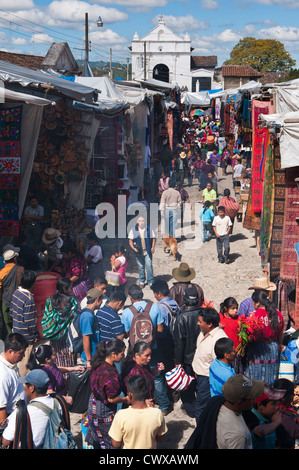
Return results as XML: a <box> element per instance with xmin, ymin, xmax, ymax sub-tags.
<box><xmin>269</xmin><ymin>144</ymin><xmax>286</xmax><ymax>281</ymax></box>
<box><xmin>279</xmin><ymin>167</ymin><xmax>299</xmax><ymax>280</ymax></box>
<box><xmin>251</xmin><ymin>128</ymin><xmax>269</xmax><ymax>213</ymax></box>
<box><xmin>243</xmin><ymin>181</ymin><xmax>261</xmax><ymax>231</ymax></box>
<box><xmin>260</xmin><ymin>142</ymin><xmax>275</xmax><ymax>266</ymax></box>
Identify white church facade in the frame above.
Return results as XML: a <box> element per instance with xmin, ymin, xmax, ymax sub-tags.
<box><xmin>130</xmin><ymin>17</ymin><xmax>220</xmax><ymax>92</ymax></box>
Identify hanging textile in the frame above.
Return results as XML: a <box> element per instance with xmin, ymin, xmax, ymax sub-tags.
<box><xmin>0</xmin><ymin>106</ymin><xmax>22</xmax><ymax>237</ymax></box>
<box><xmin>251</xmin><ymin>128</ymin><xmax>269</xmax><ymax>213</ymax></box>
<box><xmin>279</xmin><ymin>167</ymin><xmax>299</xmax><ymax>280</ymax></box>
<box><xmin>269</xmin><ymin>144</ymin><xmax>286</xmax><ymax>281</ymax></box>
<box><xmin>243</xmin><ymin>180</ymin><xmax>261</xmax><ymax>231</ymax></box>
<box><xmin>167</xmin><ymin>112</ymin><xmax>173</xmax><ymax>151</ymax></box>
<box><xmin>260</xmin><ymin>141</ymin><xmax>275</xmax><ymax>266</ymax></box>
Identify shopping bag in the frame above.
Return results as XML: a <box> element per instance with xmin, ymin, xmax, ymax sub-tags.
<box><xmin>105</xmin><ymin>270</ymin><xmax>120</xmax><ymax>286</ymax></box>
<box><xmin>165</xmin><ymin>365</ymin><xmax>194</xmax><ymax>391</ymax></box>
<box><xmin>278</xmin><ymin>354</ymin><xmax>295</xmax><ymax>382</ymax></box>
<box><xmin>67</xmin><ymin>368</ymin><xmax>91</xmax><ymax>413</ymax></box>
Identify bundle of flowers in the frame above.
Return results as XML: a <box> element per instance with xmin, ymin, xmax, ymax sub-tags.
<box><xmin>201</xmin><ymin>299</ymin><xmax>214</xmax><ymax>308</ymax></box>
<box><xmin>236</xmin><ymin>314</ymin><xmax>264</xmax><ymax>357</ymax></box>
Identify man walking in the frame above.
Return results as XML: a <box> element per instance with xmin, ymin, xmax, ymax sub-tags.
<box><xmin>128</xmin><ymin>216</ymin><xmax>156</xmax><ymax>288</ymax></box>
<box><xmin>212</xmin><ymin>206</ymin><xmax>232</xmax><ymax>264</ymax></box>
<box><xmin>159</xmin><ymin>179</ymin><xmax>181</xmax><ymax>238</ymax></box>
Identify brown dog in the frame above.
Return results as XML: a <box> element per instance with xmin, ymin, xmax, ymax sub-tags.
<box><xmin>162</xmin><ymin>234</ymin><xmax>178</xmax><ymax>260</ymax></box>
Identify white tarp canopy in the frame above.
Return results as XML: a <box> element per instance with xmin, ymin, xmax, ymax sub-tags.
<box><xmin>181</xmin><ymin>91</ymin><xmax>211</xmax><ymax>106</ymax></box>
<box><xmin>75</xmin><ymin>76</ymin><xmax>161</xmax><ymax>108</ymax></box>
<box><xmin>259</xmin><ymin>111</ymin><xmax>299</xmax><ymax>169</ymax></box>
<box><xmin>1</xmin><ymin>87</ymin><xmax>54</xmax><ymax>106</ymax></box>
<box><xmin>272</xmin><ymin>79</ymin><xmax>299</xmax><ymax>113</ymax></box>
<box><xmin>209</xmin><ymin>80</ymin><xmax>262</xmax><ymax>99</ymax></box>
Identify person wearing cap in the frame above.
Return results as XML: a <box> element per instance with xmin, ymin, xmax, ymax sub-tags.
<box><xmin>41</xmin><ymin>227</ymin><xmax>63</xmax><ymax>273</ymax></box>
<box><xmin>0</xmin><ymin>333</ymin><xmax>28</xmax><ymax>428</ymax></box>
<box><xmin>159</xmin><ymin>179</ymin><xmax>182</xmax><ymax>239</ymax></box>
<box><xmin>243</xmin><ymin>383</ymin><xmax>286</xmax><ymax>449</ymax></box>
<box><xmin>23</xmin><ymin>196</ymin><xmax>44</xmax><ymax>247</ymax></box>
<box><xmin>192</xmin><ymin>307</ymin><xmax>228</xmax><ymax>423</ymax></box>
<box><xmin>172</xmin><ymin>287</ymin><xmax>201</xmax><ymax>418</ymax></box>
<box><xmin>80</xmin><ymin>288</ymin><xmax>103</xmax><ymax>371</ymax></box>
<box><xmin>1</xmin><ymin>369</ymin><xmax>63</xmax><ymax>449</ymax></box>
<box><xmin>244</xmin><ymin>289</ymin><xmax>284</xmax><ymax>385</ymax></box>
<box><xmin>169</xmin><ymin>262</ymin><xmax>204</xmax><ymax>308</ymax></box>
<box><xmin>0</xmin><ymin>248</ymin><xmax>24</xmax><ymax>340</ymax></box>
<box><xmin>185</xmin><ymin>374</ymin><xmax>264</xmax><ymax>449</ymax></box>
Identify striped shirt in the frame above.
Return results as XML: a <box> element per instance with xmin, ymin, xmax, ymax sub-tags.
<box><xmin>96</xmin><ymin>304</ymin><xmax>124</xmax><ymax>342</ymax></box>
<box><xmin>238</xmin><ymin>297</ymin><xmax>254</xmax><ymax>317</ymax></box>
<box><xmin>10</xmin><ymin>287</ymin><xmax>38</xmax><ymax>342</ymax></box>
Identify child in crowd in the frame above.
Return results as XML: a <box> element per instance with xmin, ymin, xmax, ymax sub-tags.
<box><xmin>26</xmin><ymin>344</ymin><xmax>85</xmax><ymax>405</ymax></box>
<box><xmin>212</xmin><ymin>206</ymin><xmax>232</xmax><ymax>264</ymax></box>
<box><xmin>108</xmin><ymin>375</ymin><xmax>168</xmax><ymax>449</ymax></box>
<box><xmin>243</xmin><ymin>384</ymin><xmax>287</xmax><ymax>449</ymax></box>
<box><xmin>219</xmin><ymin>297</ymin><xmax>239</xmax><ymax>349</ymax></box>
<box><xmin>199</xmin><ymin>201</ymin><xmax>215</xmax><ymax>243</ymax></box>
<box><xmin>110</xmin><ymin>245</ymin><xmax>128</xmax><ymax>294</ymax></box>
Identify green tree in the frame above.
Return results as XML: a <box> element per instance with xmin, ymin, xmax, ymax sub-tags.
<box><xmin>224</xmin><ymin>37</ymin><xmax>296</xmax><ymax>73</ymax></box>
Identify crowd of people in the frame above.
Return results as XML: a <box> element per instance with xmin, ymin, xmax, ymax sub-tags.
<box><xmin>0</xmin><ymin>111</ymin><xmax>298</xmax><ymax>451</ymax></box>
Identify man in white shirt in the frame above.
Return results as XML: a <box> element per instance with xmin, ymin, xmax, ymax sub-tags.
<box><xmin>80</xmin><ymin>277</ymin><xmax>108</xmax><ymax>310</ymax></box>
<box><xmin>128</xmin><ymin>216</ymin><xmax>156</xmax><ymax>288</ymax></box>
<box><xmin>233</xmin><ymin>159</ymin><xmax>244</xmax><ymax>179</ymax></box>
<box><xmin>2</xmin><ymin>369</ymin><xmax>62</xmax><ymax>449</ymax></box>
<box><xmin>0</xmin><ymin>333</ymin><xmax>28</xmax><ymax>426</ymax></box>
<box><xmin>212</xmin><ymin>206</ymin><xmax>232</xmax><ymax>264</ymax></box>
<box><xmin>192</xmin><ymin>308</ymin><xmax>227</xmax><ymax>423</ymax></box>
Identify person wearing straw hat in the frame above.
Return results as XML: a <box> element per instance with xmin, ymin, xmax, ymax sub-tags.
<box><xmin>41</xmin><ymin>228</ymin><xmax>63</xmax><ymax>272</ymax></box>
<box><xmin>169</xmin><ymin>263</ymin><xmax>204</xmax><ymax>308</ymax></box>
<box><xmin>174</xmin><ymin>151</ymin><xmax>188</xmax><ymax>185</ymax></box>
<box><xmin>238</xmin><ymin>274</ymin><xmax>276</xmax><ymax>318</ymax></box>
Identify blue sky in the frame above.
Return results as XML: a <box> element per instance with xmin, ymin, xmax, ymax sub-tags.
<box><xmin>0</xmin><ymin>0</ymin><xmax>299</xmax><ymax>68</ymax></box>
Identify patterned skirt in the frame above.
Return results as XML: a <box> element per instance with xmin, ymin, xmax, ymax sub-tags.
<box><xmin>85</xmin><ymin>394</ymin><xmax>116</xmax><ymax>449</ymax></box>
<box><xmin>245</xmin><ymin>340</ymin><xmax>280</xmax><ymax>385</ymax></box>
<box><xmin>72</xmin><ymin>279</ymin><xmax>92</xmax><ymax>304</ymax></box>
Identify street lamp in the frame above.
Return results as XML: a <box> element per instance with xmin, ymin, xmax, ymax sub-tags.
<box><xmin>85</xmin><ymin>12</ymin><xmax>104</xmax><ymax>62</ymax></box>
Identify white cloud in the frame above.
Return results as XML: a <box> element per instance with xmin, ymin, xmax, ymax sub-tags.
<box><xmin>0</xmin><ymin>0</ymin><xmax>34</xmax><ymax>9</ymax></box>
<box><xmin>88</xmin><ymin>28</ymin><xmax>128</xmax><ymax>46</ymax></box>
<box><xmin>31</xmin><ymin>33</ymin><xmax>54</xmax><ymax>44</ymax></box>
<box><xmin>200</xmin><ymin>0</ymin><xmax>219</xmax><ymax>9</ymax></box>
<box><xmin>152</xmin><ymin>14</ymin><xmax>209</xmax><ymax>32</ymax></box>
<box><xmin>259</xmin><ymin>25</ymin><xmax>299</xmax><ymax>41</ymax></box>
<box><xmin>240</xmin><ymin>0</ymin><xmax>299</xmax><ymax>7</ymax></box>
<box><xmin>11</xmin><ymin>37</ymin><xmax>28</xmax><ymax>45</ymax></box>
<box><xmin>47</xmin><ymin>1</ymin><xmax>128</xmax><ymax>27</ymax></box>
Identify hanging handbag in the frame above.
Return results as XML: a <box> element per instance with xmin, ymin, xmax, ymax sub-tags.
<box><xmin>165</xmin><ymin>364</ymin><xmax>195</xmax><ymax>391</ymax></box>
<box><xmin>105</xmin><ymin>270</ymin><xmax>120</xmax><ymax>287</ymax></box>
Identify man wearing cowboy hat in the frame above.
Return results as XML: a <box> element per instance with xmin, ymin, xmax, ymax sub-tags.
<box><xmin>169</xmin><ymin>262</ymin><xmax>204</xmax><ymax>308</ymax></box>
<box><xmin>41</xmin><ymin>228</ymin><xmax>63</xmax><ymax>272</ymax></box>
<box><xmin>238</xmin><ymin>275</ymin><xmax>277</xmax><ymax>318</ymax></box>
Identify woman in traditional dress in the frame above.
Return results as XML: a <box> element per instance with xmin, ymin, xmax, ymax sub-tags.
<box><xmin>85</xmin><ymin>339</ymin><xmax>129</xmax><ymax>449</ymax></box>
<box><xmin>42</xmin><ymin>277</ymin><xmax>78</xmax><ymax>367</ymax></box>
<box><xmin>244</xmin><ymin>289</ymin><xmax>284</xmax><ymax>384</ymax></box>
<box><xmin>60</xmin><ymin>241</ymin><xmax>91</xmax><ymax>304</ymax></box>
<box><xmin>110</xmin><ymin>245</ymin><xmax>128</xmax><ymax>293</ymax></box>
<box><xmin>84</xmin><ymin>232</ymin><xmax>104</xmax><ymax>284</ymax></box>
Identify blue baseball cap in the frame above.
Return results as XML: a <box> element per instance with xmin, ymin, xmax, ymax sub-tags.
<box><xmin>18</xmin><ymin>369</ymin><xmax>50</xmax><ymax>388</ymax></box>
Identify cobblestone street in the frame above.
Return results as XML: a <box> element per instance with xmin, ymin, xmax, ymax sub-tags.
<box><xmin>70</xmin><ymin>166</ymin><xmax>262</xmax><ymax>449</ymax></box>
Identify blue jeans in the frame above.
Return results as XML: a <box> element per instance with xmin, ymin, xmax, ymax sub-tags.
<box><xmin>216</xmin><ymin>234</ymin><xmax>230</xmax><ymax>261</ymax></box>
<box><xmin>202</xmin><ymin>221</ymin><xmax>212</xmax><ymax>242</ymax></box>
<box><xmin>164</xmin><ymin>209</ymin><xmax>178</xmax><ymax>237</ymax></box>
<box><xmin>150</xmin><ymin>348</ymin><xmax>171</xmax><ymax>413</ymax></box>
<box><xmin>194</xmin><ymin>375</ymin><xmax>211</xmax><ymax>424</ymax></box>
<box><xmin>135</xmin><ymin>253</ymin><xmax>154</xmax><ymax>286</ymax></box>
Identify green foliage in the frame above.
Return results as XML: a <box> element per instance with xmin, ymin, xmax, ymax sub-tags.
<box><xmin>224</xmin><ymin>37</ymin><xmax>296</xmax><ymax>73</ymax></box>
<box><xmin>280</xmin><ymin>68</ymin><xmax>299</xmax><ymax>82</ymax></box>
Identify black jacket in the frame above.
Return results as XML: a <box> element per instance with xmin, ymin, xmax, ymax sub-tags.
<box><xmin>173</xmin><ymin>305</ymin><xmax>201</xmax><ymax>366</ymax></box>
